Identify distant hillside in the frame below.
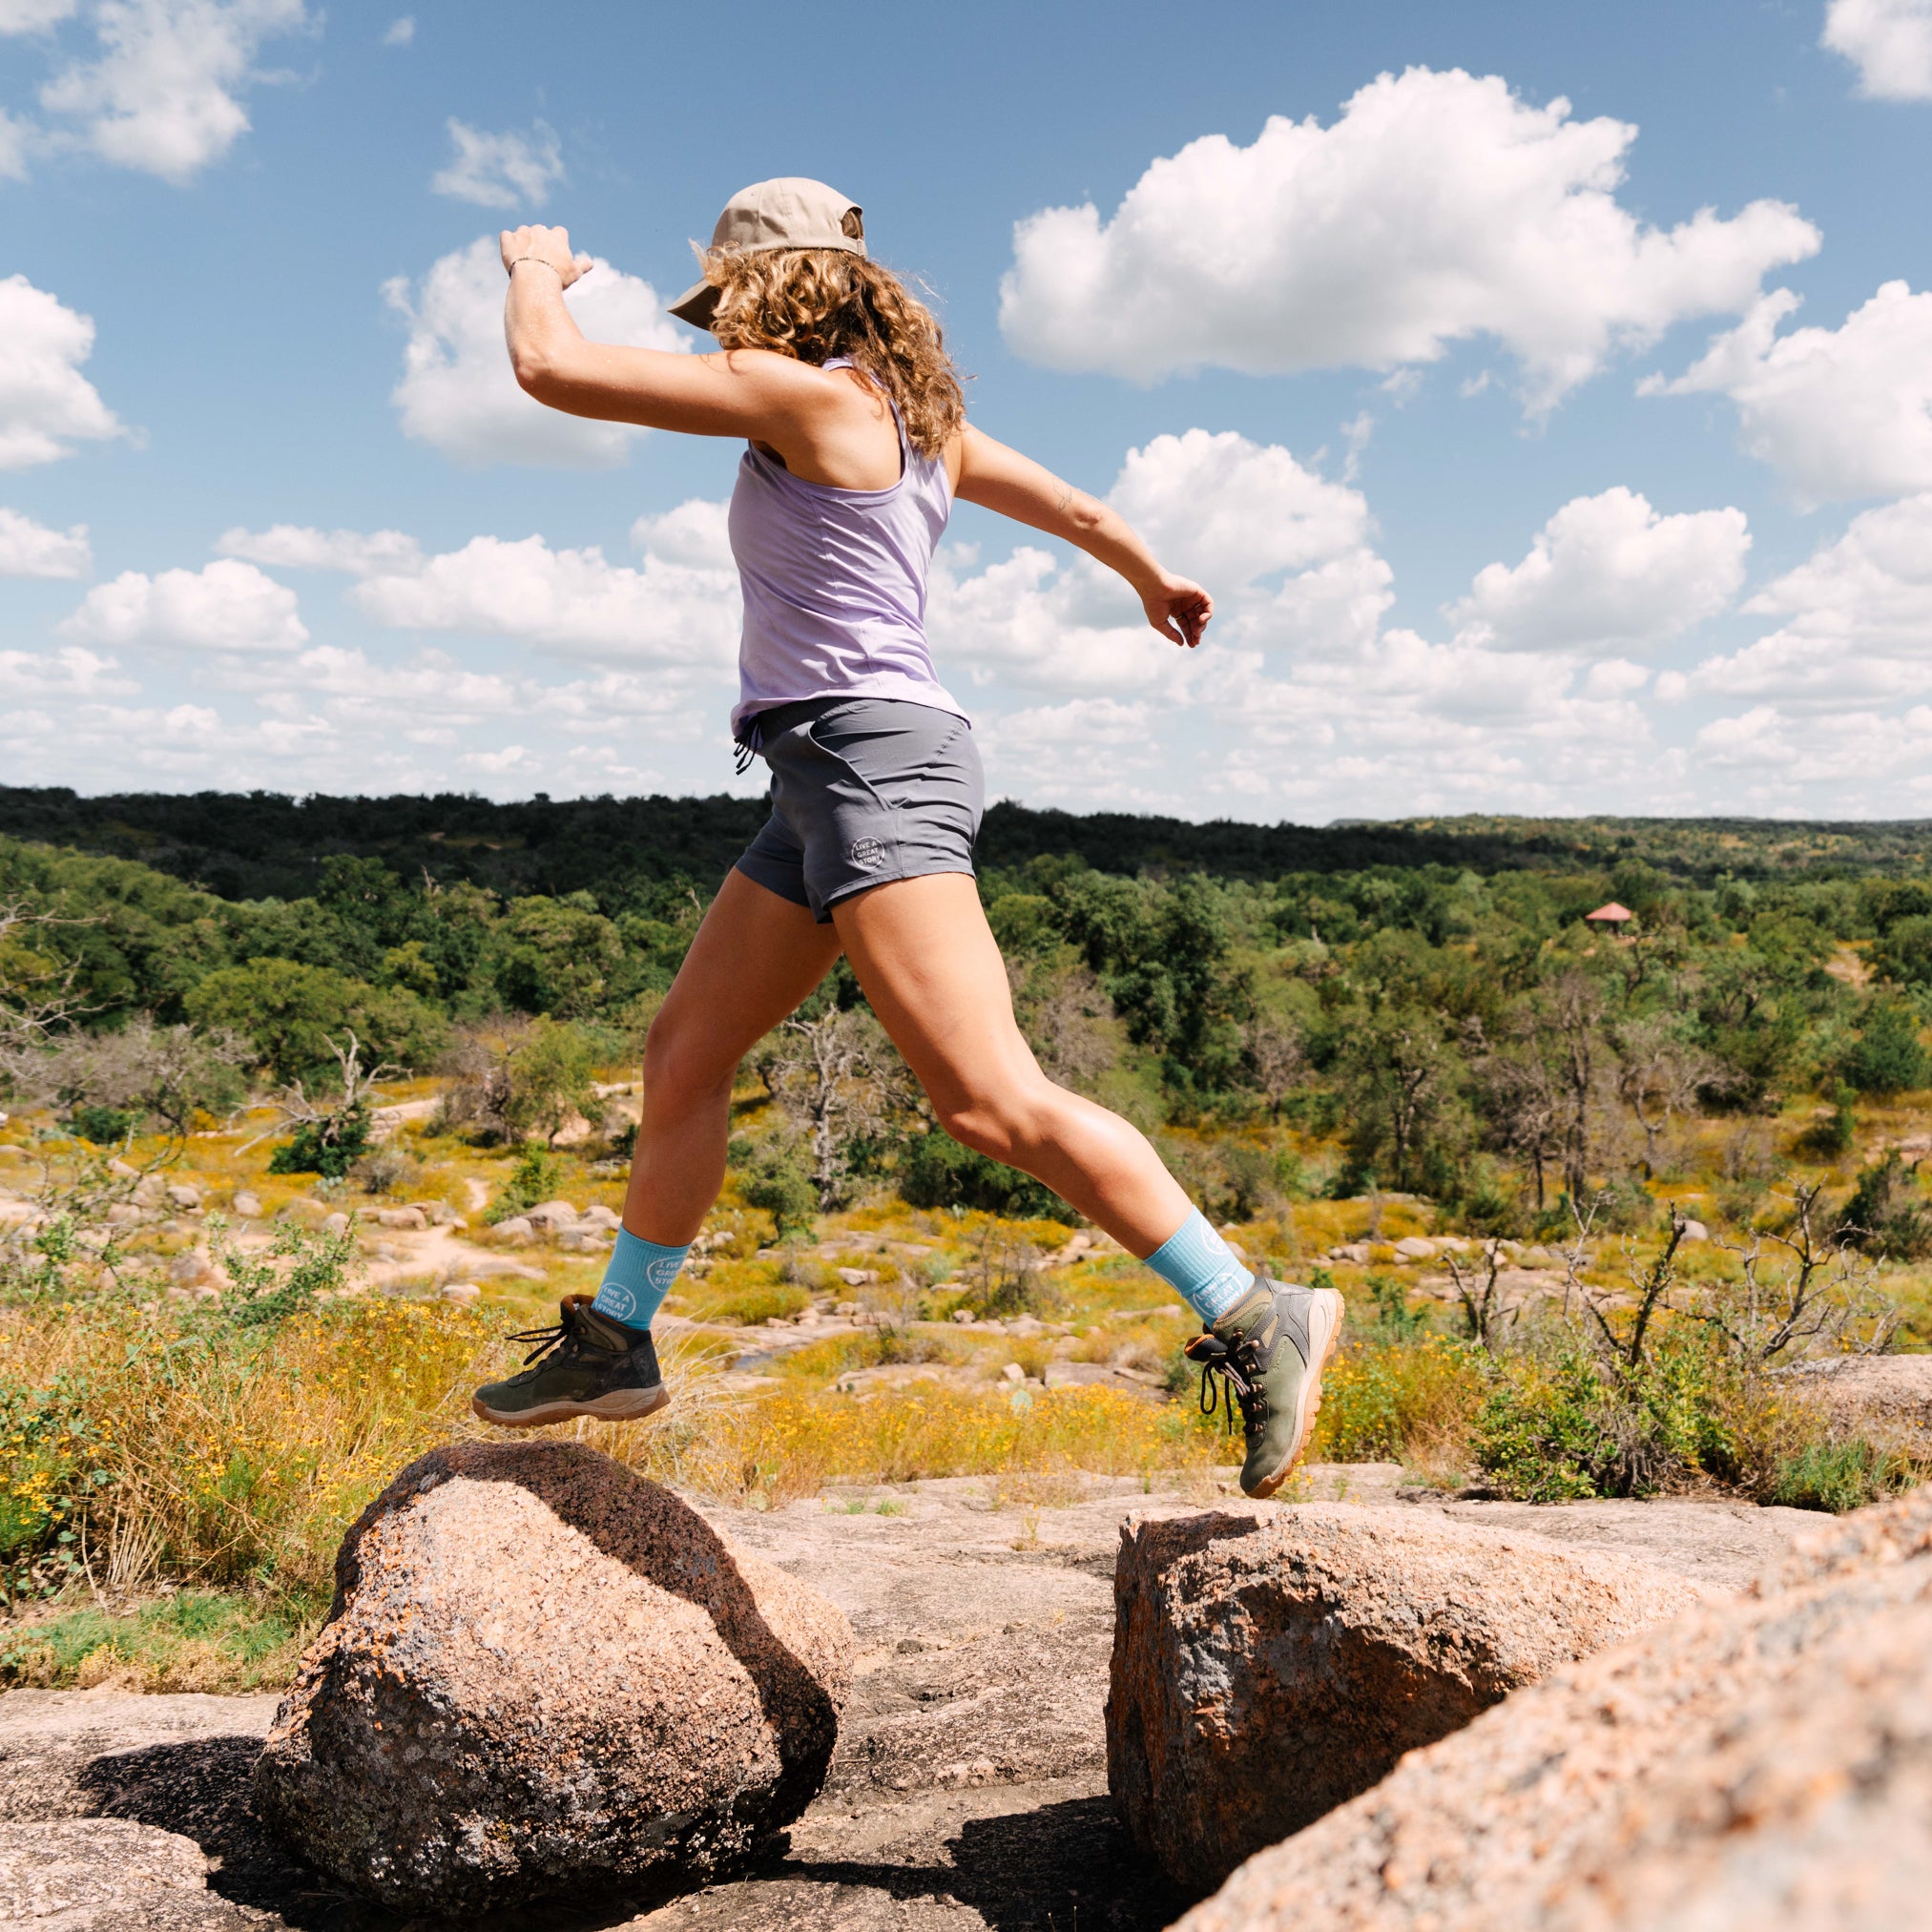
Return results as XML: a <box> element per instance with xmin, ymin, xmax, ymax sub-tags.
<box><xmin>0</xmin><ymin>785</ymin><xmax>1927</xmax><ymax>904</ymax></box>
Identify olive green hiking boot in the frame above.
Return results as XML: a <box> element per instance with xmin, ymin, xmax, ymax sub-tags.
<box><xmin>1184</xmin><ymin>1277</ymin><xmax>1344</xmax><ymax>1498</ymax></box>
<box><xmin>470</xmin><ymin>1294</ymin><xmax>670</xmax><ymax>1429</ymax></box>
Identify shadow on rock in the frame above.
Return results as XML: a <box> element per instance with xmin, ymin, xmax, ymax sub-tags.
<box><xmin>757</xmin><ymin>1794</ymin><xmax>1186</xmax><ymax>1932</ymax></box>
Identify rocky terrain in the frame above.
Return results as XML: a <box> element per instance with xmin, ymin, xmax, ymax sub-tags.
<box><xmin>0</xmin><ymin>1467</ymin><xmax>1821</xmax><ymax>1931</ymax></box>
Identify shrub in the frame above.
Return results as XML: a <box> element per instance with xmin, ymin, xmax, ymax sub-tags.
<box><xmin>1837</xmin><ymin>1152</ymin><xmax>1932</xmax><ymax>1261</ymax></box>
<box><xmin>267</xmin><ymin>1104</ymin><xmax>372</xmax><ymax>1180</ymax></box>
<box><xmin>733</xmin><ymin>1134</ymin><xmax>818</xmax><ymax>1241</ymax></box>
<box><xmin>1767</xmin><ymin>1438</ymin><xmax>1917</xmax><ymax>1514</ymax></box>
<box><xmin>486</xmin><ymin>1143</ymin><xmax>564</xmax><ymax>1225</ymax></box>
<box><xmin>68</xmin><ymin>1103</ymin><xmax>137</xmax><ymax>1145</ymax></box>
<box><xmin>1305</xmin><ymin>1335</ymin><xmax>1485</xmax><ymax>1465</ymax></box>
<box><xmin>1473</xmin><ymin>1339</ymin><xmax>1735</xmax><ymax>1502</ymax></box>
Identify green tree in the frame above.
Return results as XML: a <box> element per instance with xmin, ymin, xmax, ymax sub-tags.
<box><xmin>184</xmin><ymin>957</ymin><xmax>447</xmax><ymax>1085</ymax></box>
<box><xmin>493</xmin><ymin>895</ymin><xmax>624</xmax><ymax>1017</ymax></box>
<box><xmin>1874</xmin><ymin>914</ymin><xmax>1932</xmax><ymax>987</ymax></box>
<box><xmin>500</xmin><ymin>1018</ymin><xmax>602</xmax><ymax>1147</ymax></box>
<box><xmin>1840</xmin><ymin>1000</ymin><xmax>1930</xmax><ymax>1098</ymax></box>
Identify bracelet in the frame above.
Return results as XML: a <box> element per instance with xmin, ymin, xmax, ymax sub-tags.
<box><xmin>509</xmin><ymin>256</ymin><xmax>565</xmax><ymax>278</ymax></box>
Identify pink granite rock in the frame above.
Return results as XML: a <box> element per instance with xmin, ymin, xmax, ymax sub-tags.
<box><xmin>1108</xmin><ymin>1504</ymin><xmax>1705</xmax><ymax>1889</ymax></box>
<box><xmin>253</xmin><ymin>1442</ymin><xmax>852</xmax><ymax>1914</ymax></box>
<box><xmin>1173</xmin><ymin>1485</ymin><xmax>1932</xmax><ymax>1931</ymax></box>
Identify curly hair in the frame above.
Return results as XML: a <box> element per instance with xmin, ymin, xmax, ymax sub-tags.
<box><xmin>698</xmin><ymin>246</ymin><xmax>966</xmax><ymax>458</ymax></box>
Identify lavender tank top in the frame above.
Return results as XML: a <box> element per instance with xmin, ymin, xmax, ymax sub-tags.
<box><xmin>728</xmin><ymin>358</ymin><xmax>963</xmax><ymax>736</ymax></box>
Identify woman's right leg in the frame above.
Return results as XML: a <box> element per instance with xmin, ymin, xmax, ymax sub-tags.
<box><xmin>622</xmin><ymin>866</ymin><xmax>844</xmax><ymax>1245</ymax></box>
<box><xmin>472</xmin><ymin>869</ymin><xmax>838</xmax><ymax>1429</ymax></box>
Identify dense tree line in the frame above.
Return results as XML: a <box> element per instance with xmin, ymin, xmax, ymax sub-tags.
<box><xmin>7</xmin><ymin>814</ymin><xmax>1932</xmax><ymax>1251</ymax></box>
<box><xmin>9</xmin><ymin>786</ymin><xmax>1926</xmax><ymax>907</ymax></box>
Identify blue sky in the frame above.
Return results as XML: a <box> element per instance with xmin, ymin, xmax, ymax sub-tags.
<box><xmin>4</xmin><ymin>0</ymin><xmax>1932</xmax><ymax>820</ymax></box>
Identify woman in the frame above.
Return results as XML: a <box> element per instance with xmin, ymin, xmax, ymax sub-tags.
<box><xmin>470</xmin><ymin>177</ymin><xmax>1340</xmax><ymax>1498</ymax></box>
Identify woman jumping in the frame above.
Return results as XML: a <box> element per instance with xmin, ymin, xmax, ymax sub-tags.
<box><xmin>468</xmin><ymin>177</ymin><xmax>1341</xmax><ymax>1498</ymax></box>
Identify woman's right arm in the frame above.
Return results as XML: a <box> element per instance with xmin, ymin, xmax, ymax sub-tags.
<box><xmin>952</xmin><ymin>426</ymin><xmax>1213</xmax><ymax>649</ymax></box>
<box><xmin>500</xmin><ymin>223</ymin><xmax>834</xmax><ymax>442</ymax></box>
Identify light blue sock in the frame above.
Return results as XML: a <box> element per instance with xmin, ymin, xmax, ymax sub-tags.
<box><xmin>591</xmin><ymin>1229</ymin><xmax>690</xmax><ymax>1331</ymax></box>
<box><xmin>1143</xmin><ymin>1210</ymin><xmax>1256</xmax><ymax>1326</ymax></box>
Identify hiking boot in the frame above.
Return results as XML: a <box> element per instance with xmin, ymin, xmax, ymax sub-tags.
<box><xmin>470</xmin><ymin>1295</ymin><xmax>670</xmax><ymax>1428</ymax></box>
<box><xmin>1184</xmin><ymin>1277</ymin><xmax>1344</xmax><ymax>1498</ymax></box>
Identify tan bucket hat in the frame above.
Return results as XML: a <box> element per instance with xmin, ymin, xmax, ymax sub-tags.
<box><xmin>668</xmin><ymin>177</ymin><xmax>866</xmax><ymax>329</ymax></box>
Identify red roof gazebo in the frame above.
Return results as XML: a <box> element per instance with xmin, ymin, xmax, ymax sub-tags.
<box><xmin>1585</xmin><ymin>902</ymin><xmax>1634</xmax><ymax>927</ymax></box>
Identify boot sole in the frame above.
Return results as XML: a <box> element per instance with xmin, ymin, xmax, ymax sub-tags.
<box><xmin>470</xmin><ymin>1384</ymin><xmax>671</xmax><ymax>1430</ymax></box>
<box><xmin>1247</xmin><ymin>1288</ymin><xmax>1345</xmax><ymax>1500</ymax></box>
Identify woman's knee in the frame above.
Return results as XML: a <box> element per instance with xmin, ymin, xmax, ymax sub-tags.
<box><xmin>642</xmin><ymin>1009</ymin><xmax>737</xmax><ymax>1109</ymax></box>
<box><xmin>933</xmin><ymin>1079</ymin><xmax>1069</xmax><ymax>1164</ymax></box>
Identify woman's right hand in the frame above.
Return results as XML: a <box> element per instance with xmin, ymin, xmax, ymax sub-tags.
<box><xmin>1142</xmin><ymin>574</ymin><xmax>1214</xmax><ymax>650</ymax></box>
<box><xmin>500</xmin><ymin>224</ymin><xmax>590</xmax><ymax>289</ymax></box>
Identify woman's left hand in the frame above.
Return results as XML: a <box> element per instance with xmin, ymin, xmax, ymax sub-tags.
<box><xmin>1142</xmin><ymin>575</ymin><xmax>1213</xmax><ymax>649</ymax></box>
<box><xmin>500</xmin><ymin>224</ymin><xmax>591</xmax><ymax>289</ymax></box>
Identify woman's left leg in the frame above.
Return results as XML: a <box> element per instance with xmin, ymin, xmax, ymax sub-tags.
<box><xmin>833</xmin><ymin>870</ymin><xmax>1341</xmax><ymax>1499</ymax></box>
<box><xmin>830</xmin><ymin>872</ymin><xmax>1190</xmax><ymax>1255</ymax></box>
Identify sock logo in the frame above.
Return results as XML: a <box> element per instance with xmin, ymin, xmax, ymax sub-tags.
<box><xmin>645</xmin><ymin>1256</ymin><xmax>683</xmax><ymax>1292</ymax></box>
<box><xmin>597</xmin><ymin>1283</ymin><xmax>637</xmax><ymax>1320</ymax></box>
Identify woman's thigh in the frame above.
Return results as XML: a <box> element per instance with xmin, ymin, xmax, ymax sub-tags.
<box><xmin>829</xmin><ymin>871</ymin><xmax>1042</xmax><ymax>1116</ymax></box>
<box><xmin>649</xmin><ymin>868</ymin><xmax>844</xmax><ymax>1091</ymax></box>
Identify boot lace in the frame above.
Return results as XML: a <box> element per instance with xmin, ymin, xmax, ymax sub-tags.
<box><xmin>1184</xmin><ymin>1332</ymin><xmax>1265</xmax><ymax>1440</ymax></box>
<box><xmin>506</xmin><ymin>1302</ymin><xmax>593</xmax><ymax>1371</ymax></box>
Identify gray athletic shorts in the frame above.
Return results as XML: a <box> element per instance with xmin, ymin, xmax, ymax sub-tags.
<box><xmin>734</xmin><ymin>696</ymin><xmax>984</xmax><ymax>923</ymax></box>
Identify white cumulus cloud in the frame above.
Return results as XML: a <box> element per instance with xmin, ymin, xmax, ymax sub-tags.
<box><xmin>1823</xmin><ymin>0</ymin><xmax>1932</xmax><ymax>99</ymax></box>
<box><xmin>385</xmin><ymin>236</ymin><xmax>688</xmax><ymax>467</ymax></box>
<box><xmin>217</xmin><ymin>521</ymin><xmax>423</xmax><ymax>574</ymax></box>
<box><xmin>0</xmin><ymin>504</ymin><xmax>90</xmax><ymax>575</ymax></box>
<box><xmin>382</xmin><ymin>13</ymin><xmax>411</xmax><ymax>45</ymax></box>
<box><xmin>1684</xmin><ymin>492</ymin><xmax>1932</xmax><ymax>702</ymax></box>
<box><xmin>0</xmin><ymin>274</ymin><xmax>126</xmax><ymax>467</ymax></box>
<box><xmin>222</xmin><ymin>501</ymin><xmax>739</xmax><ymax>667</ymax></box>
<box><xmin>37</xmin><ymin>0</ymin><xmax>313</xmax><ymax>184</ymax></box>
<box><xmin>0</xmin><ymin>109</ymin><xmax>31</xmax><ymax>179</ymax></box>
<box><xmin>998</xmin><ymin>67</ymin><xmax>1819</xmax><ymax>409</ymax></box>
<box><xmin>930</xmin><ymin>428</ymin><xmax>1386</xmax><ymax>696</ymax></box>
<box><xmin>431</xmin><ymin>117</ymin><xmax>564</xmax><ymax>209</ymax></box>
<box><xmin>1650</xmin><ymin>282</ymin><xmax>1932</xmax><ymax>504</ymax></box>
<box><xmin>1447</xmin><ymin>487</ymin><xmax>1750</xmax><ymax>654</ymax></box>
<box><xmin>58</xmin><ymin>556</ymin><xmax>306</xmax><ymax>652</ymax></box>
<box><xmin>0</xmin><ymin>1</ymin><xmax>78</xmax><ymax>31</ymax></box>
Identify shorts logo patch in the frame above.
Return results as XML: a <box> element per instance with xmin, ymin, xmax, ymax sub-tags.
<box><xmin>848</xmin><ymin>836</ymin><xmax>885</xmax><ymax>870</ymax></box>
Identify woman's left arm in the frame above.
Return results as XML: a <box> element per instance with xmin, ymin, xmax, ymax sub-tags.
<box><xmin>952</xmin><ymin>424</ymin><xmax>1213</xmax><ymax>649</ymax></box>
<box><xmin>501</xmin><ymin>224</ymin><xmax>826</xmax><ymax>441</ymax></box>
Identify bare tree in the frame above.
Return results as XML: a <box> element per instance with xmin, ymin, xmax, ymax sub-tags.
<box><xmin>1443</xmin><ymin>1239</ymin><xmax>1516</xmax><ymax>1351</ymax></box>
<box><xmin>240</xmin><ymin>1031</ymin><xmax>397</xmax><ymax>1160</ymax></box>
<box><xmin>1612</xmin><ymin>1015</ymin><xmax>1712</xmax><ymax>1175</ymax></box>
<box><xmin>1692</xmin><ymin>1182</ymin><xmax>1899</xmax><ymax>1364</ymax></box>
<box><xmin>13</xmin><ymin>1015</ymin><xmax>249</xmax><ymax>1135</ymax></box>
<box><xmin>0</xmin><ymin>902</ymin><xmax>95</xmax><ymax>1067</ymax></box>
<box><xmin>1009</xmin><ymin>960</ymin><xmax>1118</xmax><ymax>1097</ymax></box>
<box><xmin>1568</xmin><ymin>1204</ymin><xmax>1691</xmax><ymax>1375</ymax></box>
<box><xmin>1242</xmin><ymin>1015</ymin><xmax>1307</xmax><ymax>1120</ymax></box>
<box><xmin>758</xmin><ymin>1007</ymin><xmax>915</xmax><ymax>1211</ymax></box>
<box><xmin>1471</xmin><ymin>1039</ymin><xmax>1564</xmax><ymax>1210</ymax></box>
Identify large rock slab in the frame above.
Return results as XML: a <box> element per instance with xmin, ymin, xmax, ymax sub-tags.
<box><xmin>1174</xmin><ymin>1485</ymin><xmax>1932</xmax><ymax>1932</ymax></box>
<box><xmin>1108</xmin><ymin>1504</ymin><xmax>1706</xmax><ymax>1888</ymax></box>
<box><xmin>252</xmin><ymin>1442</ymin><xmax>853</xmax><ymax>1915</ymax></box>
